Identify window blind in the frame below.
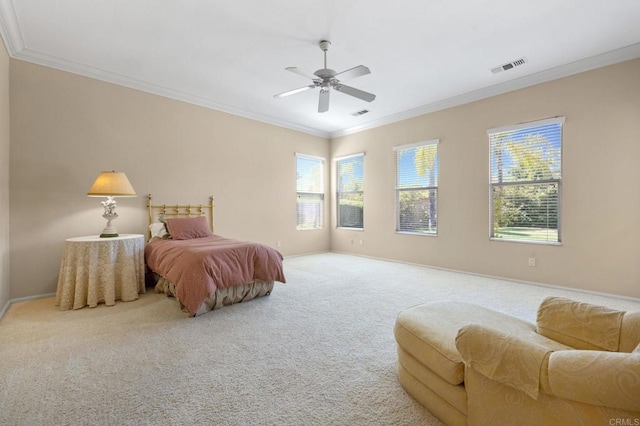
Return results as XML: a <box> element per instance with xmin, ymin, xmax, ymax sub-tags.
<box><xmin>336</xmin><ymin>153</ymin><xmax>364</xmax><ymax>229</ymax></box>
<box><xmin>395</xmin><ymin>140</ymin><xmax>438</xmax><ymax>234</ymax></box>
<box><xmin>489</xmin><ymin>117</ymin><xmax>563</xmax><ymax>243</ymax></box>
<box><xmin>296</xmin><ymin>154</ymin><xmax>324</xmax><ymax>230</ymax></box>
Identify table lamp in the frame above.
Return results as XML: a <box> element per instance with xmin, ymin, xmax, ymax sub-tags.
<box><xmin>87</xmin><ymin>170</ymin><xmax>137</xmax><ymax>237</ymax></box>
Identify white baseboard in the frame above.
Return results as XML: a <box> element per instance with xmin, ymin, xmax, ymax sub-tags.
<box><xmin>283</xmin><ymin>249</ymin><xmax>331</xmax><ymax>260</ymax></box>
<box><xmin>3</xmin><ymin>252</ymin><xmax>639</xmax><ymax>319</ymax></box>
<box><xmin>328</xmin><ymin>250</ymin><xmax>640</xmax><ymax>304</ymax></box>
<box><xmin>0</xmin><ymin>300</ymin><xmax>9</xmax><ymax>320</ymax></box>
<box><xmin>0</xmin><ymin>293</ymin><xmax>56</xmax><ymax>320</ymax></box>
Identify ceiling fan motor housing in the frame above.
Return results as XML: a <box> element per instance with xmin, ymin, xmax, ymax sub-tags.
<box><xmin>314</xmin><ymin>69</ymin><xmax>337</xmax><ymax>79</ymax></box>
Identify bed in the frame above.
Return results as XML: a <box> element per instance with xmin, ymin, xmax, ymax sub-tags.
<box><xmin>145</xmin><ymin>194</ymin><xmax>286</xmax><ymax>316</ymax></box>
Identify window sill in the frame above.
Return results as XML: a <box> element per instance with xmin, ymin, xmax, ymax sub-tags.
<box><xmin>489</xmin><ymin>238</ymin><xmax>562</xmax><ymax>246</ymax></box>
<box><xmin>396</xmin><ymin>231</ymin><xmax>437</xmax><ymax>237</ymax></box>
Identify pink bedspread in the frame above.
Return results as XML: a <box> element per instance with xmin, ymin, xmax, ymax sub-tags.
<box><xmin>145</xmin><ymin>235</ymin><xmax>286</xmax><ymax>315</ymax></box>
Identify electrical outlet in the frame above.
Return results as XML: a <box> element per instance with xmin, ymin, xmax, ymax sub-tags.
<box><xmin>359</xmin><ymin>239</ymin><xmax>363</xmax><ymax>245</ymax></box>
<box><xmin>528</xmin><ymin>257</ymin><xmax>536</xmax><ymax>267</ymax></box>
<box><xmin>276</xmin><ymin>241</ymin><xmax>281</xmax><ymax>248</ymax></box>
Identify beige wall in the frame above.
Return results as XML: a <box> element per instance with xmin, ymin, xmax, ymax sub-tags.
<box><xmin>7</xmin><ymin>57</ymin><xmax>640</xmax><ymax>301</ymax></box>
<box><xmin>9</xmin><ymin>60</ymin><xmax>330</xmax><ymax>299</ymax></box>
<box><xmin>331</xmin><ymin>59</ymin><xmax>640</xmax><ymax>299</ymax></box>
<box><xmin>0</xmin><ymin>40</ymin><xmax>9</xmax><ymax>310</ymax></box>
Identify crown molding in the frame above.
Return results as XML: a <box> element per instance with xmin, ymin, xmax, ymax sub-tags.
<box><xmin>1</xmin><ymin>1</ymin><xmax>638</xmax><ymax>141</ymax></box>
<box><xmin>331</xmin><ymin>42</ymin><xmax>640</xmax><ymax>138</ymax></box>
<box><xmin>0</xmin><ymin>2</ymin><xmax>329</xmax><ymax>137</ymax></box>
<box><xmin>13</xmin><ymin>48</ymin><xmax>331</xmax><ymax>138</ymax></box>
<box><xmin>9</xmin><ymin>41</ymin><xmax>640</xmax><ymax>141</ymax></box>
<box><xmin>0</xmin><ymin>0</ymin><xmax>24</xmax><ymax>54</ymax></box>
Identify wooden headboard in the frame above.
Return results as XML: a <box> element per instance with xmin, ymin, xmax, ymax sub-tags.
<box><xmin>146</xmin><ymin>194</ymin><xmax>215</xmax><ymax>240</ymax></box>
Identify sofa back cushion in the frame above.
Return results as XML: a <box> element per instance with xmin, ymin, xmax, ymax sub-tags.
<box><xmin>536</xmin><ymin>297</ymin><xmax>625</xmax><ymax>351</ymax></box>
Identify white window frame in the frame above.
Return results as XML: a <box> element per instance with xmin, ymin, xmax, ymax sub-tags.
<box><xmin>296</xmin><ymin>153</ymin><xmax>324</xmax><ymax>230</ymax></box>
<box><xmin>335</xmin><ymin>153</ymin><xmax>365</xmax><ymax>230</ymax></box>
<box><xmin>394</xmin><ymin>139</ymin><xmax>439</xmax><ymax>235</ymax></box>
<box><xmin>488</xmin><ymin>117</ymin><xmax>564</xmax><ymax>244</ymax></box>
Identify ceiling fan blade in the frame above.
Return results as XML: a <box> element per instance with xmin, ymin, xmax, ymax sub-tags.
<box><xmin>335</xmin><ymin>65</ymin><xmax>371</xmax><ymax>82</ymax></box>
<box><xmin>286</xmin><ymin>67</ymin><xmax>318</xmax><ymax>81</ymax></box>
<box><xmin>334</xmin><ymin>84</ymin><xmax>376</xmax><ymax>102</ymax></box>
<box><xmin>318</xmin><ymin>89</ymin><xmax>330</xmax><ymax>113</ymax></box>
<box><xmin>273</xmin><ymin>85</ymin><xmax>315</xmax><ymax>98</ymax></box>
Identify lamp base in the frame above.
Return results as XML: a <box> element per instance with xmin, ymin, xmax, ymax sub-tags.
<box><xmin>100</xmin><ymin>233</ymin><xmax>119</xmax><ymax>238</ymax></box>
<box><xmin>100</xmin><ymin>211</ymin><xmax>119</xmax><ymax>238</ymax></box>
<box><xmin>100</xmin><ymin>220</ymin><xmax>119</xmax><ymax>238</ymax></box>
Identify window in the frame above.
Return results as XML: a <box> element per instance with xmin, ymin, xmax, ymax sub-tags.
<box><xmin>489</xmin><ymin>117</ymin><xmax>564</xmax><ymax>243</ymax></box>
<box><xmin>296</xmin><ymin>154</ymin><xmax>324</xmax><ymax>230</ymax></box>
<box><xmin>336</xmin><ymin>153</ymin><xmax>364</xmax><ymax>229</ymax></box>
<box><xmin>394</xmin><ymin>140</ymin><xmax>439</xmax><ymax>234</ymax></box>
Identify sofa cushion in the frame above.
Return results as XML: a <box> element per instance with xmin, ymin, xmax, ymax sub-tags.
<box><xmin>397</xmin><ymin>346</ymin><xmax>468</xmax><ymax>416</ymax></box>
<box><xmin>536</xmin><ymin>297</ymin><xmax>625</xmax><ymax>351</ymax></box>
<box><xmin>397</xmin><ymin>361</ymin><xmax>468</xmax><ymax>426</ymax></box>
<box><xmin>394</xmin><ymin>301</ymin><xmax>537</xmax><ymax>386</ymax></box>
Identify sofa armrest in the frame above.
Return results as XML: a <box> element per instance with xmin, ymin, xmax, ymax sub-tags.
<box><xmin>455</xmin><ymin>324</ymin><xmax>559</xmax><ymax>399</ymax></box>
<box><xmin>547</xmin><ymin>350</ymin><xmax>640</xmax><ymax>412</ymax></box>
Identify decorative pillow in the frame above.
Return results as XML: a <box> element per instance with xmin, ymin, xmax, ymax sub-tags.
<box><xmin>536</xmin><ymin>296</ymin><xmax>625</xmax><ymax>351</ymax></box>
<box><xmin>165</xmin><ymin>216</ymin><xmax>212</xmax><ymax>240</ymax></box>
<box><xmin>149</xmin><ymin>222</ymin><xmax>169</xmax><ymax>239</ymax></box>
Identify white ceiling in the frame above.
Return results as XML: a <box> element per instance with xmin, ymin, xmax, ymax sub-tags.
<box><xmin>1</xmin><ymin>0</ymin><xmax>639</xmax><ymax>138</ymax></box>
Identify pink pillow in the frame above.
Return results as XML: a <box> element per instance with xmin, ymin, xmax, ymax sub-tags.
<box><xmin>165</xmin><ymin>216</ymin><xmax>212</xmax><ymax>240</ymax></box>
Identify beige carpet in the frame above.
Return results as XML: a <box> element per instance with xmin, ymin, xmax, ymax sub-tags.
<box><xmin>2</xmin><ymin>253</ymin><xmax>640</xmax><ymax>426</ymax></box>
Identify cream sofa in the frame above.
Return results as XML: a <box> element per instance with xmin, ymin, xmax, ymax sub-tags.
<box><xmin>394</xmin><ymin>297</ymin><xmax>640</xmax><ymax>425</ymax></box>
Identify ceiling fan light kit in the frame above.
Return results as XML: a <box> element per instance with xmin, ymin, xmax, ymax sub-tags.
<box><xmin>274</xmin><ymin>40</ymin><xmax>376</xmax><ymax>113</ymax></box>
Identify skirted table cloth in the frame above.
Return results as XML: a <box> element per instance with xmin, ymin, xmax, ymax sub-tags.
<box><xmin>56</xmin><ymin>234</ymin><xmax>145</xmax><ymax>310</ymax></box>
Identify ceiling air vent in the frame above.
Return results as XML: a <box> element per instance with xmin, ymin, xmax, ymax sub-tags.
<box><xmin>491</xmin><ymin>57</ymin><xmax>528</xmax><ymax>74</ymax></box>
<box><xmin>352</xmin><ymin>109</ymin><xmax>370</xmax><ymax>116</ymax></box>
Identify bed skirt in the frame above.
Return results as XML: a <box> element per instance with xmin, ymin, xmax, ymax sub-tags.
<box><xmin>153</xmin><ymin>275</ymin><xmax>274</xmax><ymax>317</ymax></box>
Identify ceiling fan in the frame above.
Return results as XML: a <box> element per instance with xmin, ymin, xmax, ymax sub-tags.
<box><xmin>274</xmin><ymin>40</ymin><xmax>376</xmax><ymax>113</ymax></box>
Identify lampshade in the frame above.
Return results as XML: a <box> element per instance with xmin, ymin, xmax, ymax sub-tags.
<box><xmin>87</xmin><ymin>171</ymin><xmax>136</xmax><ymax>197</ymax></box>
